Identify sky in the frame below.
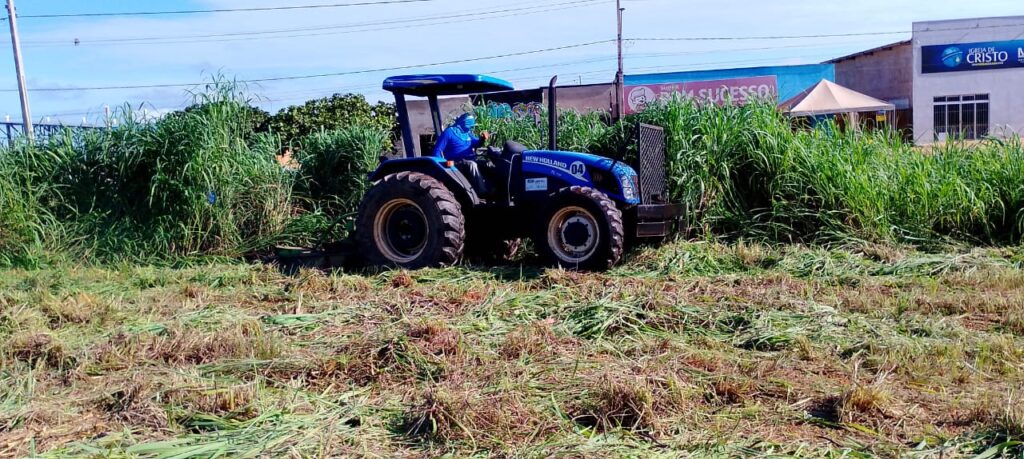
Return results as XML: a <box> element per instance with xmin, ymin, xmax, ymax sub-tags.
<box><xmin>0</xmin><ymin>0</ymin><xmax>1021</xmax><ymax>125</ymax></box>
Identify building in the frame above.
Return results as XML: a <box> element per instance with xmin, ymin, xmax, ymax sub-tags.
<box><xmin>828</xmin><ymin>41</ymin><xmax>913</xmax><ymax>133</ymax></box>
<box><xmin>622</xmin><ymin>64</ymin><xmax>835</xmax><ymax>114</ymax></box>
<box><xmin>911</xmin><ymin>16</ymin><xmax>1024</xmax><ymax>143</ymax></box>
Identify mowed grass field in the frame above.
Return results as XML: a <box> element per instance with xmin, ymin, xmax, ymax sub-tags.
<box><xmin>2</xmin><ymin>242</ymin><xmax>1023</xmax><ymax>458</ymax></box>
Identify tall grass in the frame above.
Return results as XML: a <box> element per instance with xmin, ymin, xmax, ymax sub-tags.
<box><xmin>769</xmin><ymin>125</ymin><xmax>1024</xmax><ymax>244</ymax></box>
<box><xmin>0</xmin><ymin>81</ymin><xmax>296</xmax><ymax>265</ymax></box>
<box><xmin>472</xmin><ymin>103</ymin><xmax>619</xmax><ymax>155</ymax></box>
<box><xmin>293</xmin><ymin>125</ymin><xmax>392</xmax><ymax>213</ymax></box>
<box><xmin>2</xmin><ymin>88</ymin><xmax>1021</xmax><ymax>268</ymax></box>
<box><xmin>476</xmin><ymin>97</ymin><xmax>1024</xmax><ymax>246</ymax></box>
<box><xmin>0</xmin><ymin>145</ymin><xmax>60</xmax><ymax>267</ymax></box>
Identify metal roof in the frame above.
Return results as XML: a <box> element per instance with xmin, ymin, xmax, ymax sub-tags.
<box><xmin>826</xmin><ymin>40</ymin><xmax>911</xmax><ymax>64</ymax></box>
<box><xmin>382</xmin><ymin>74</ymin><xmax>515</xmax><ymax>97</ymax></box>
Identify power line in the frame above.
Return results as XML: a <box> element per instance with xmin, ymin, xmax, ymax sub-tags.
<box><xmin>17</xmin><ymin>31</ymin><xmax>891</xmax><ymax>111</ymax></box>
<box><xmin>39</xmin><ymin>48</ymin><xmax>884</xmax><ymax>119</ymax></box>
<box><xmin>9</xmin><ymin>0</ymin><xmax>441</xmax><ymax>20</ymax></box>
<box><xmin>631</xmin><ymin>32</ymin><xmax>907</xmax><ymax>42</ymax></box>
<box><xmin>265</xmin><ymin>52</ymin><xmax>850</xmax><ymax>105</ymax></box>
<box><xmin>238</xmin><ymin>40</ymin><xmax>615</xmax><ymax>83</ymax></box>
<box><xmin>20</xmin><ymin>36</ymin><xmax>896</xmax><ymax>113</ymax></box>
<box><xmin>260</xmin><ymin>50</ymin><xmax>864</xmax><ymax>105</ymax></box>
<box><xmin>23</xmin><ymin>0</ymin><xmax>606</xmax><ymax>46</ymax></box>
<box><xmin>23</xmin><ymin>1</ymin><xmax>609</xmax><ymax>47</ymax></box>
<box><xmin>255</xmin><ymin>38</ymin><xmax>891</xmax><ymax>99</ymax></box>
<box><xmin>629</xmin><ymin>21</ymin><xmax>1024</xmax><ymax>42</ymax></box>
<box><xmin>0</xmin><ymin>39</ymin><xmax>615</xmax><ymax>92</ymax></box>
<box><xmin>623</xmin><ymin>55</ymin><xmax>836</xmax><ymax>74</ymax></box>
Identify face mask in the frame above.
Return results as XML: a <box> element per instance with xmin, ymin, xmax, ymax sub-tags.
<box><xmin>458</xmin><ymin>115</ymin><xmax>476</xmax><ymax>131</ymax></box>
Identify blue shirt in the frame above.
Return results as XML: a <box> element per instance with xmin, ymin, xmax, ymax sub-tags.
<box><xmin>432</xmin><ymin>125</ymin><xmax>481</xmax><ymax>161</ymax></box>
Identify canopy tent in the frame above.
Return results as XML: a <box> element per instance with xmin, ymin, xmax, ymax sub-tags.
<box><xmin>781</xmin><ymin>80</ymin><xmax>895</xmax><ymax>116</ymax></box>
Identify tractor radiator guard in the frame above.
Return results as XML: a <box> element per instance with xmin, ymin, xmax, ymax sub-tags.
<box><xmin>632</xmin><ymin>123</ymin><xmax>680</xmax><ymax>238</ymax></box>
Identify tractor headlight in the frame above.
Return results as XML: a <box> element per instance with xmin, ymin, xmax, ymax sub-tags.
<box><xmin>619</xmin><ymin>173</ymin><xmax>640</xmax><ymax>202</ymax></box>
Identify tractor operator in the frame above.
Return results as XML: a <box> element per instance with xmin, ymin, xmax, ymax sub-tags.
<box><xmin>432</xmin><ymin>113</ymin><xmax>491</xmax><ymax>195</ymax></box>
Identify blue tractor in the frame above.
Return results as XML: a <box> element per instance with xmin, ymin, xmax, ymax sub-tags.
<box><xmin>353</xmin><ymin>74</ymin><xmax>679</xmax><ymax>271</ymax></box>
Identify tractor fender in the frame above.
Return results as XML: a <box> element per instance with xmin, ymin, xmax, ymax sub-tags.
<box><xmin>368</xmin><ymin>157</ymin><xmax>481</xmax><ymax>207</ymax></box>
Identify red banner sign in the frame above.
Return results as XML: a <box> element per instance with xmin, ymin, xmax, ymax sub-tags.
<box><xmin>624</xmin><ymin>76</ymin><xmax>779</xmax><ymax>114</ymax></box>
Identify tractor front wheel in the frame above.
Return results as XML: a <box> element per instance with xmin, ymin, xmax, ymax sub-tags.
<box><xmin>534</xmin><ymin>186</ymin><xmax>624</xmax><ymax>271</ymax></box>
<box><xmin>355</xmin><ymin>172</ymin><xmax>465</xmax><ymax>269</ymax></box>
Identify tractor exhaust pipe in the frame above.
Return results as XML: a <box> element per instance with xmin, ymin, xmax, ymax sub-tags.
<box><xmin>548</xmin><ymin>76</ymin><xmax>558</xmax><ymax>151</ymax></box>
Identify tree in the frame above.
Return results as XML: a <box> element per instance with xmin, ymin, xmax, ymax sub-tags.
<box><xmin>263</xmin><ymin>93</ymin><xmax>396</xmax><ymax>145</ymax></box>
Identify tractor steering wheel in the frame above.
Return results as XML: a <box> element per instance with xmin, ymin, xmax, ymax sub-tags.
<box><xmin>484</xmin><ymin>146</ymin><xmax>503</xmax><ymax>163</ymax></box>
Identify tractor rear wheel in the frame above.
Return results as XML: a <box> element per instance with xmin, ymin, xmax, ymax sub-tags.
<box><xmin>355</xmin><ymin>172</ymin><xmax>465</xmax><ymax>269</ymax></box>
<box><xmin>534</xmin><ymin>186</ymin><xmax>624</xmax><ymax>271</ymax></box>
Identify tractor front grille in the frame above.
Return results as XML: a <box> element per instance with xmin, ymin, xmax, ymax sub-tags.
<box><xmin>635</xmin><ymin>123</ymin><xmax>667</xmax><ymax>204</ymax></box>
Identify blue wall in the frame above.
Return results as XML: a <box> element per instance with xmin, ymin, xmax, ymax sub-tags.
<box><xmin>624</xmin><ymin>64</ymin><xmax>835</xmax><ymax>103</ymax></box>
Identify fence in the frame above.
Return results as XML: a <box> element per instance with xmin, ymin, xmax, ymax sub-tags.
<box><xmin>1</xmin><ymin>122</ymin><xmax>103</xmax><ymax>147</ymax></box>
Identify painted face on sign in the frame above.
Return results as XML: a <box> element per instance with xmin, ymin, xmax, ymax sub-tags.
<box><xmin>628</xmin><ymin>86</ymin><xmax>656</xmax><ymax>112</ymax></box>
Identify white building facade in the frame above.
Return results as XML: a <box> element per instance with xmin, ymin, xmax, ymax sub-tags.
<box><xmin>912</xmin><ymin>16</ymin><xmax>1024</xmax><ymax>144</ymax></box>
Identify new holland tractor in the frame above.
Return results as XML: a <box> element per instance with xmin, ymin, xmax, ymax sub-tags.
<box><xmin>345</xmin><ymin>74</ymin><xmax>679</xmax><ymax>271</ymax></box>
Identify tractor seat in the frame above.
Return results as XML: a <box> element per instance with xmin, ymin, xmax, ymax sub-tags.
<box><xmin>502</xmin><ymin>141</ymin><xmax>527</xmax><ymax>161</ymax></box>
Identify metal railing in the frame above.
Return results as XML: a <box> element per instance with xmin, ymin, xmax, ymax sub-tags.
<box><xmin>1</xmin><ymin>122</ymin><xmax>103</xmax><ymax>147</ymax></box>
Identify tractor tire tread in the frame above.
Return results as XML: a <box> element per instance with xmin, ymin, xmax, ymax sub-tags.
<box><xmin>354</xmin><ymin>172</ymin><xmax>465</xmax><ymax>269</ymax></box>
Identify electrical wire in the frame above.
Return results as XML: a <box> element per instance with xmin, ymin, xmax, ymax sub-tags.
<box><xmin>26</xmin><ymin>19</ymin><xmax>1015</xmax><ymax>110</ymax></box>
<box><xmin>22</xmin><ymin>36</ymin><xmax>899</xmax><ymax>116</ymax></box>
<box><xmin>29</xmin><ymin>38</ymin><xmax>885</xmax><ymax>107</ymax></box>
<box><xmin>261</xmin><ymin>48</ymin><xmax>866</xmax><ymax>105</ymax></box>
<box><xmin>629</xmin><ymin>22</ymin><xmax>1024</xmax><ymax>42</ymax></box>
<box><xmin>253</xmin><ymin>38</ymin><xmax>891</xmax><ymax>100</ymax></box>
<box><xmin>9</xmin><ymin>0</ymin><xmax>443</xmax><ymax>20</ymax></box>
<box><xmin>22</xmin><ymin>0</ymin><xmax>607</xmax><ymax>46</ymax></box>
<box><xmin>263</xmin><ymin>54</ymin><xmax>844</xmax><ymax>105</ymax></box>
<box><xmin>38</xmin><ymin>48</ymin><xmax>894</xmax><ymax>120</ymax></box>
<box><xmin>0</xmin><ymin>39</ymin><xmax>615</xmax><ymax>92</ymax></box>
<box><xmin>24</xmin><ymin>5</ymin><xmax>608</xmax><ymax>48</ymax></box>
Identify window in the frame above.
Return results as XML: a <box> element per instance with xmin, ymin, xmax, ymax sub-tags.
<box><xmin>934</xmin><ymin>94</ymin><xmax>989</xmax><ymax>140</ymax></box>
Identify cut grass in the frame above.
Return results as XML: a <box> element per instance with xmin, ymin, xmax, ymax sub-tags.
<box><xmin>1</xmin><ymin>241</ymin><xmax>1022</xmax><ymax>457</ymax></box>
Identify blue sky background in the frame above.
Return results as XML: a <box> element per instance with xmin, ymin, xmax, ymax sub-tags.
<box><xmin>1</xmin><ymin>0</ymin><xmax>1021</xmax><ymax>124</ymax></box>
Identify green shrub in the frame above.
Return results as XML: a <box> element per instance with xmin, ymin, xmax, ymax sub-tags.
<box><xmin>293</xmin><ymin>125</ymin><xmax>391</xmax><ymax>214</ymax></box>
<box><xmin>472</xmin><ymin>103</ymin><xmax>618</xmax><ymax>155</ymax></box>
<box><xmin>472</xmin><ymin>103</ymin><xmax>544</xmax><ymax>150</ymax></box>
<box><xmin>264</xmin><ymin>93</ymin><xmax>396</xmax><ymax>145</ymax></box>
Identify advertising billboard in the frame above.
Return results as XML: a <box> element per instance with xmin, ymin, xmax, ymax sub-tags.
<box><xmin>624</xmin><ymin>76</ymin><xmax>778</xmax><ymax>114</ymax></box>
<box><xmin>922</xmin><ymin>40</ymin><xmax>1024</xmax><ymax>74</ymax></box>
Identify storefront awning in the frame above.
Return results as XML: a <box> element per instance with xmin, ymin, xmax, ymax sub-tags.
<box><xmin>781</xmin><ymin>80</ymin><xmax>895</xmax><ymax>116</ymax></box>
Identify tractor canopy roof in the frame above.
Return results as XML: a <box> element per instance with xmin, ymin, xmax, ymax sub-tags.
<box><xmin>382</xmin><ymin>74</ymin><xmax>514</xmax><ymax>97</ymax></box>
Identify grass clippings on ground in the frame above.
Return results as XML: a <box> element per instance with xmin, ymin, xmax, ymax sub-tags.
<box><xmin>1</xmin><ymin>241</ymin><xmax>1022</xmax><ymax>457</ymax></box>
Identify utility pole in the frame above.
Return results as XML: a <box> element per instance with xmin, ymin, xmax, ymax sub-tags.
<box><xmin>6</xmin><ymin>0</ymin><xmax>32</xmax><ymax>141</ymax></box>
<box><xmin>614</xmin><ymin>0</ymin><xmax>625</xmax><ymax>121</ymax></box>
